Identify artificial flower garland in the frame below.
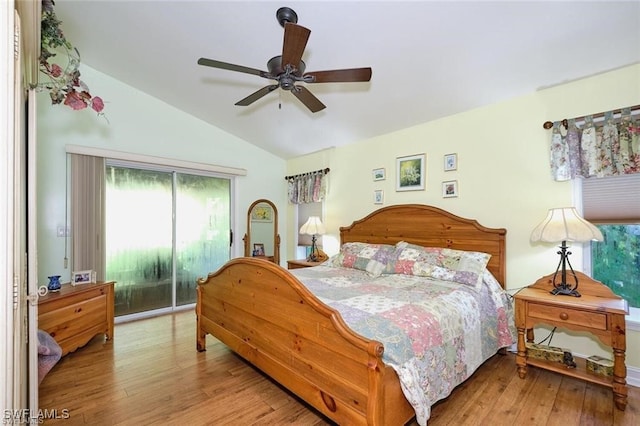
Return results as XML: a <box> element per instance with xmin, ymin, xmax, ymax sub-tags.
<box><xmin>39</xmin><ymin>0</ymin><xmax>104</xmax><ymax>114</ymax></box>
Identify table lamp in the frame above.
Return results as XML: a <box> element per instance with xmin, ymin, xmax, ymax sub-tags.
<box><xmin>299</xmin><ymin>216</ymin><xmax>326</xmax><ymax>262</ymax></box>
<box><xmin>530</xmin><ymin>207</ymin><xmax>603</xmax><ymax>297</ymax></box>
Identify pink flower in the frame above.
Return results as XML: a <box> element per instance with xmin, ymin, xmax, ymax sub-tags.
<box><xmin>63</xmin><ymin>92</ymin><xmax>88</xmax><ymax>110</ymax></box>
<box><xmin>91</xmin><ymin>96</ymin><xmax>104</xmax><ymax>113</ymax></box>
<box><xmin>50</xmin><ymin>64</ymin><xmax>63</xmax><ymax>78</ymax></box>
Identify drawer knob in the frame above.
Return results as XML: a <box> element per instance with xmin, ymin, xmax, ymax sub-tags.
<box><xmin>559</xmin><ymin>312</ymin><xmax>569</xmax><ymax>320</ymax></box>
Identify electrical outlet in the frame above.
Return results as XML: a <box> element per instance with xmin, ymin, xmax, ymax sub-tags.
<box><xmin>56</xmin><ymin>226</ymin><xmax>70</xmax><ymax>237</ymax></box>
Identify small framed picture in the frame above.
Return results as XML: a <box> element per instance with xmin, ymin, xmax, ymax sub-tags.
<box><xmin>373</xmin><ymin>190</ymin><xmax>384</xmax><ymax>204</ymax></box>
<box><xmin>396</xmin><ymin>153</ymin><xmax>426</xmax><ymax>191</ymax></box>
<box><xmin>253</xmin><ymin>243</ymin><xmax>265</xmax><ymax>256</ymax></box>
<box><xmin>444</xmin><ymin>153</ymin><xmax>457</xmax><ymax>171</ymax></box>
<box><xmin>442</xmin><ymin>180</ymin><xmax>458</xmax><ymax>198</ymax></box>
<box><xmin>72</xmin><ymin>269</ymin><xmax>93</xmax><ymax>285</ymax></box>
<box><xmin>372</xmin><ymin>168</ymin><xmax>385</xmax><ymax>181</ymax></box>
<box><xmin>251</xmin><ymin>205</ymin><xmax>273</xmax><ymax>222</ymax></box>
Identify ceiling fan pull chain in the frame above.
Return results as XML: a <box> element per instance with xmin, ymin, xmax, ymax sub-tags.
<box><xmin>279</xmin><ymin>90</ymin><xmax>282</xmax><ymax>110</ymax></box>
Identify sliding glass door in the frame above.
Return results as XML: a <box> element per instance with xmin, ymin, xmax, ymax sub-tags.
<box><xmin>105</xmin><ymin>164</ymin><xmax>230</xmax><ymax>317</ymax></box>
<box><xmin>175</xmin><ymin>173</ymin><xmax>231</xmax><ymax>305</ymax></box>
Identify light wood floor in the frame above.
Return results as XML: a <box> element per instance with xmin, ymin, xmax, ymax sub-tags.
<box><xmin>40</xmin><ymin>311</ymin><xmax>638</xmax><ymax>425</ymax></box>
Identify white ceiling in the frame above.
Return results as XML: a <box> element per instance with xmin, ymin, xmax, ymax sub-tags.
<box><xmin>53</xmin><ymin>1</ymin><xmax>640</xmax><ymax>159</ymax></box>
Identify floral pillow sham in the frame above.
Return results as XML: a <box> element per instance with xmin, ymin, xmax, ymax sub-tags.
<box><xmin>384</xmin><ymin>241</ymin><xmax>491</xmax><ymax>289</ymax></box>
<box><xmin>326</xmin><ymin>241</ymin><xmax>491</xmax><ymax>287</ymax></box>
<box><xmin>326</xmin><ymin>242</ymin><xmax>396</xmax><ymax>277</ymax></box>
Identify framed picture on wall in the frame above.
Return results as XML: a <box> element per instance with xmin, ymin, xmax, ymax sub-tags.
<box><xmin>396</xmin><ymin>154</ymin><xmax>426</xmax><ymax>191</ymax></box>
<box><xmin>251</xmin><ymin>205</ymin><xmax>273</xmax><ymax>222</ymax></box>
<box><xmin>442</xmin><ymin>180</ymin><xmax>458</xmax><ymax>198</ymax></box>
<box><xmin>373</xmin><ymin>190</ymin><xmax>384</xmax><ymax>204</ymax></box>
<box><xmin>444</xmin><ymin>153</ymin><xmax>457</xmax><ymax>171</ymax></box>
<box><xmin>372</xmin><ymin>168</ymin><xmax>385</xmax><ymax>181</ymax></box>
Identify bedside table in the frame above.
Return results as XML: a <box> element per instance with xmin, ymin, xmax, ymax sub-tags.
<box><xmin>287</xmin><ymin>259</ymin><xmax>323</xmax><ymax>270</ymax></box>
<box><xmin>515</xmin><ymin>271</ymin><xmax>628</xmax><ymax>410</ymax></box>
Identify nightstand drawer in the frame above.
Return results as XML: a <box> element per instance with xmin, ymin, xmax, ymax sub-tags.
<box><xmin>528</xmin><ymin>303</ymin><xmax>607</xmax><ymax>331</ymax></box>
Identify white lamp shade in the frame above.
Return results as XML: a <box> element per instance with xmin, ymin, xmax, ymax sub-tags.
<box><xmin>299</xmin><ymin>216</ymin><xmax>326</xmax><ymax>235</ymax></box>
<box><xmin>530</xmin><ymin>207</ymin><xmax>603</xmax><ymax>243</ymax></box>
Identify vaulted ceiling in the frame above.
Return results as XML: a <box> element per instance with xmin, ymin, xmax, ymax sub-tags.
<box><xmin>53</xmin><ymin>1</ymin><xmax>640</xmax><ymax>159</ymax></box>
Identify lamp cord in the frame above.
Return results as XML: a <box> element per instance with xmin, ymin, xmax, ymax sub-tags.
<box><xmin>536</xmin><ymin>327</ymin><xmax>557</xmax><ymax>346</ymax></box>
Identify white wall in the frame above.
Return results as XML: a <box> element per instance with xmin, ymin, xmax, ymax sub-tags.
<box><xmin>286</xmin><ymin>64</ymin><xmax>640</xmax><ymax>369</ymax></box>
<box><xmin>36</xmin><ymin>64</ymin><xmax>287</xmax><ymax>285</ymax></box>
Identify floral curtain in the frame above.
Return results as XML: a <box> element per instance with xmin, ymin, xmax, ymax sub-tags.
<box><xmin>286</xmin><ymin>169</ymin><xmax>329</xmax><ymax>204</ymax></box>
<box><xmin>549</xmin><ymin>107</ymin><xmax>640</xmax><ymax>181</ymax></box>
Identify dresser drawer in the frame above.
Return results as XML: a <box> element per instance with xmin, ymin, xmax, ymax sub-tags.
<box><xmin>39</xmin><ymin>294</ymin><xmax>107</xmax><ymax>342</ymax></box>
<box><xmin>528</xmin><ymin>302</ymin><xmax>608</xmax><ymax>331</ymax></box>
<box><xmin>39</xmin><ymin>286</ymin><xmax>108</xmax><ymax>315</ymax></box>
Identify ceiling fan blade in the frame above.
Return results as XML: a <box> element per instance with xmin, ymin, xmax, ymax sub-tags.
<box><xmin>281</xmin><ymin>23</ymin><xmax>310</xmax><ymax>71</ymax></box>
<box><xmin>291</xmin><ymin>86</ymin><xmax>326</xmax><ymax>113</ymax></box>
<box><xmin>304</xmin><ymin>67</ymin><xmax>372</xmax><ymax>83</ymax></box>
<box><xmin>235</xmin><ymin>85</ymin><xmax>279</xmax><ymax>106</ymax></box>
<box><xmin>198</xmin><ymin>58</ymin><xmax>266</xmax><ymax>77</ymax></box>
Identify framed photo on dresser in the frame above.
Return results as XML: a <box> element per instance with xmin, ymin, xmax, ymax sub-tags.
<box><xmin>71</xmin><ymin>270</ymin><xmax>94</xmax><ymax>286</ymax></box>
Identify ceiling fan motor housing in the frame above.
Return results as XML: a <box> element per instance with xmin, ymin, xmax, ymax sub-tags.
<box><xmin>267</xmin><ymin>56</ymin><xmax>306</xmax><ymax>77</ymax></box>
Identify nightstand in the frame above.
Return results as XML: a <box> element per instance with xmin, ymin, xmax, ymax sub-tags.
<box><xmin>515</xmin><ymin>271</ymin><xmax>628</xmax><ymax>410</ymax></box>
<box><xmin>287</xmin><ymin>259</ymin><xmax>323</xmax><ymax>270</ymax></box>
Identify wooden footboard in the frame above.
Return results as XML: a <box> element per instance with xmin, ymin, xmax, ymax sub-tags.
<box><xmin>196</xmin><ymin>258</ymin><xmax>415</xmax><ymax>425</ymax></box>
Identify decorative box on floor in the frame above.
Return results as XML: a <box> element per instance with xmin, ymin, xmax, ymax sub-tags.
<box><xmin>525</xmin><ymin>343</ymin><xmax>569</xmax><ymax>363</ymax></box>
<box><xmin>587</xmin><ymin>355</ymin><xmax>614</xmax><ymax>377</ymax></box>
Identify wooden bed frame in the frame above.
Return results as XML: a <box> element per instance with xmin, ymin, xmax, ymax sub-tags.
<box><xmin>196</xmin><ymin>204</ymin><xmax>506</xmax><ymax>425</ymax></box>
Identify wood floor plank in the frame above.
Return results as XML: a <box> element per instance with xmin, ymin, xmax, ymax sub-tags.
<box><xmin>39</xmin><ymin>311</ymin><xmax>636</xmax><ymax>425</ymax></box>
<box><xmin>545</xmin><ymin>376</ymin><xmax>587</xmax><ymax>426</ymax></box>
<box><xmin>513</xmin><ymin>369</ymin><xmax>563</xmax><ymax>425</ymax></box>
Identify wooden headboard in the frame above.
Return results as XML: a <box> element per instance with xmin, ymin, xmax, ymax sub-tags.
<box><xmin>339</xmin><ymin>204</ymin><xmax>507</xmax><ymax>288</ymax></box>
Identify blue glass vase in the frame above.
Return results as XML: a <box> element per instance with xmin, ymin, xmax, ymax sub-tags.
<box><xmin>47</xmin><ymin>275</ymin><xmax>62</xmax><ymax>292</ymax></box>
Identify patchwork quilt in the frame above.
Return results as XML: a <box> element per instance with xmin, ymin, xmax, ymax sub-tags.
<box><xmin>291</xmin><ymin>264</ymin><xmax>514</xmax><ymax>425</ymax></box>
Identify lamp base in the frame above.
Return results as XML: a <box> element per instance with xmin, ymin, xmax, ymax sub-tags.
<box><xmin>549</xmin><ymin>241</ymin><xmax>581</xmax><ymax>297</ymax></box>
<box><xmin>550</xmin><ymin>286</ymin><xmax>581</xmax><ymax>297</ymax></box>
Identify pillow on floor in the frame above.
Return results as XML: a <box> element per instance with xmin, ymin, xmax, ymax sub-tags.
<box><xmin>38</xmin><ymin>329</ymin><xmax>62</xmax><ymax>384</ymax></box>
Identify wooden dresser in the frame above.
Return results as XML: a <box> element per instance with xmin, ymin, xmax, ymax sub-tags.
<box><xmin>38</xmin><ymin>280</ymin><xmax>115</xmax><ymax>356</ymax></box>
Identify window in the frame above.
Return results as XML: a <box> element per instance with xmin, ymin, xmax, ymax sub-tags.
<box><xmin>581</xmin><ymin>174</ymin><xmax>640</xmax><ymax>313</ymax></box>
<box><xmin>591</xmin><ymin>225</ymin><xmax>640</xmax><ymax>308</ymax></box>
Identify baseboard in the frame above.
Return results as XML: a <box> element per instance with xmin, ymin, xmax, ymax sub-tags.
<box><xmin>627</xmin><ymin>365</ymin><xmax>640</xmax><ymax>388</ymax></box>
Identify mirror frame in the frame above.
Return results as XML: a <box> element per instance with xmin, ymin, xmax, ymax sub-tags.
<box><xmin>243</xmin><ymin>199</ymin><xmax>280</xmax><ymax>264</ymax></box>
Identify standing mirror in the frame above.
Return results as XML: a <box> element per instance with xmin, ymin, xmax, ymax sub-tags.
<box><xmin>243</xmin><ymin>199</ymin><xmax>280</xmax><ymax>264</ymax></box>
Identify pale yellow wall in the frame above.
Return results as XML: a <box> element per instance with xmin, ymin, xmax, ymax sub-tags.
<box><xmin>286</xmin><ymin>64</ymin><xmax>640</xmax><ymax>369</ymax></box>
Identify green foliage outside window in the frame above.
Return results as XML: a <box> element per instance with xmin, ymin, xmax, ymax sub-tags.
<box><xmin>592</xmin><ymin>225</ymin><xmax>640</xmax><ymax>308</ymax></box>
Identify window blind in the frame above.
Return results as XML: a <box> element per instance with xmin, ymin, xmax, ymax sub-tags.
<box><xmin>70</xmin><ymin>154</ymin><xmax>106</xmax><ymax>279</ymax></box>
<box><xmin>582</xmin><ymin>174</ymin><xmax>640</xmax><ymax>223</ymax></box>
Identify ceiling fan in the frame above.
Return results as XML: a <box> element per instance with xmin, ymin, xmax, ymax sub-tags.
<box><xmin>197</xmin><ymin>7</ymin><xmax>372</xmax><ymax>113</ymax></box>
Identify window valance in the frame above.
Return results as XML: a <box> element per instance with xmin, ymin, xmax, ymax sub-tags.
<box><xmin>285</xmin><ymin>168</ymin><xmax>330</xmax><ymax>204</ymax></box>
<box><xmin>544</xmin><ymin>105</ymin><xmax>640</xmax><ymax>181</ymax></box>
